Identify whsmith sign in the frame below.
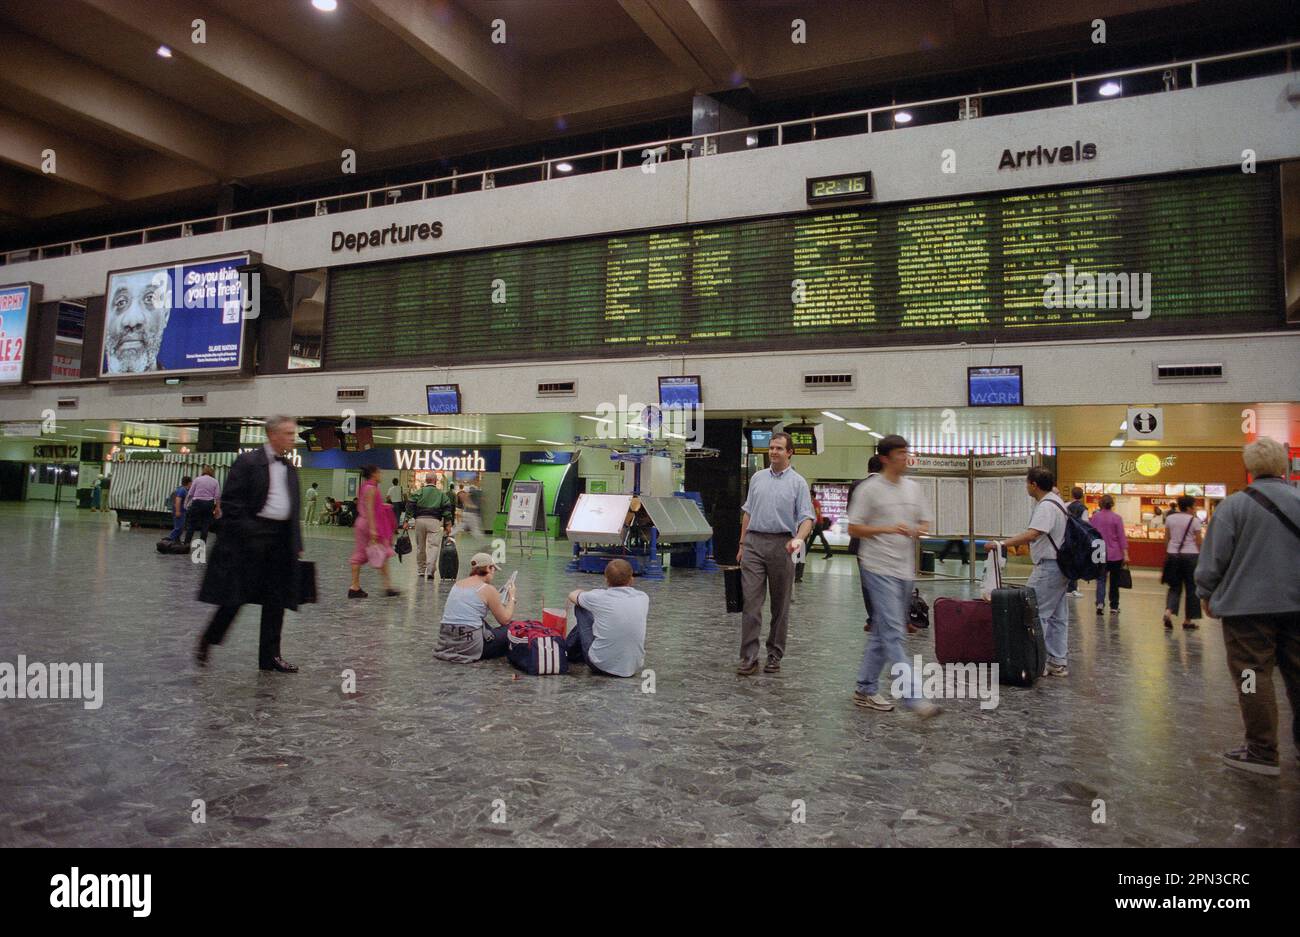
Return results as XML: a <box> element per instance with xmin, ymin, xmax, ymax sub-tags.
<box><xmin>394</xmin><ymin>448</ymin><xmax>500</xmax><ymax>472</ymax></box>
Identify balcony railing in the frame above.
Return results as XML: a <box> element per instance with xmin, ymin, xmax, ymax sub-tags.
<box><xmin>3</xmin><ymin>41</ymin><xmax>1295</xmax><ymax>266</ymax></box>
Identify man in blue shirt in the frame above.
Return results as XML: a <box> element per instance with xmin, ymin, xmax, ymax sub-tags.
<box><xmin>736</xmin><ymin>432</ymin><xmax>815</xmax><ymax>675</ymax></box>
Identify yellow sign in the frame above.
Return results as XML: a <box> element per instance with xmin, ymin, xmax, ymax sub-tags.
<box><xmin>1135</xmin><ymin>453</ymin><xmax>1163</xmax><ymax>477</ymax></box>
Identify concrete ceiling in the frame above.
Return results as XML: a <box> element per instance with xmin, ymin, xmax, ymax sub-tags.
<box><xmin>0</xmin><ymin>0</ymin><xmax>1292</xmax><ymax>239</ymax></box>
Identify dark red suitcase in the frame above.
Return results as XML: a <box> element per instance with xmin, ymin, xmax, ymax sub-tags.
<box><xmin>933</xmin><ymin>597</ymin><xmax>997</xmax><ymax>665</ymax></box>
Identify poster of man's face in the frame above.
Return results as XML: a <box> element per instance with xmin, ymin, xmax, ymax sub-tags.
<box><xmin>103</xmin><ymin>268</ymin><xmax>172</xmax><ymax>374</ymax></box>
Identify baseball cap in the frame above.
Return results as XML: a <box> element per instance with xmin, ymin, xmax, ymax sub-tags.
<box><xmin>470</xmin><ymin>553</ymin><xmax>499</xmax><ymax>570</ymax></box>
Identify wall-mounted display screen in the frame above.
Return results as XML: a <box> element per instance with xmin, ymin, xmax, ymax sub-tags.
<box><xmin>426</xmin><ymin>383</ymin><xmax>462</xmax><ymax>415</ymax></box>
<box><xmin>748</xmin><ymin>429</ymin><xmax>771</xmax><ymax>452</ymax></box>
<box><xmin>326</xmin><ymin>171</ymin><xmax>1281</xmax><ymax>369</ymax></box>
<box><xmin>0</xmin><ymin>284</ymin><xmax>33</xmax><ymax>385</ymax></box>
<box><xmin>100</xmin><ymin>254</ymin><xmax>250</xmax><ymax>378</ymax></box>
<box><xmin>968</xmin><ymin>366</ymin><xmax>1023</xmax><ymax>407</ymax></box>
<box><xmin>658</xmin><ymin>375</ymin><xmax>701</xmax><ymax>408</ymax></box>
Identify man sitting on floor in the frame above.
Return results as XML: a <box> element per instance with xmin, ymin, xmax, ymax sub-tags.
<box><xmin>564</xmin><ymin>559</ymin><xmax>648</xmax><ymax>677</ymax></box>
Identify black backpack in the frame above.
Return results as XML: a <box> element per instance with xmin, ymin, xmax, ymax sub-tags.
<box><xmin>1046</xmin><ymin>500</ymin><xmax>1105</xmax><ymax>582</ymax></box>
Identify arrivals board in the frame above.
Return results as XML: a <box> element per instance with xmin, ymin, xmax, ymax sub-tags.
<box><xmin>325</xmin><ymin>170</ymin><xmax>1281</xmax><ymax>369</ymax></box>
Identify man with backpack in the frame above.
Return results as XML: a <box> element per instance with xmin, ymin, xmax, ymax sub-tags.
<box><xmin>998</xmin><ymin>467</ymin><xmax>1071</xmax><ymax>677</ymax></box>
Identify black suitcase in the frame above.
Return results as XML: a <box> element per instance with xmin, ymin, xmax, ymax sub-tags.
<box><xmin>437</xmin><ymin>534</ymin><xmax>459</xmax><ymax>580</ymax></box>
<box><xmin>987</xmin><ymin>547</ymin><xmax>1047</xmax><ymax>687</ymax></box>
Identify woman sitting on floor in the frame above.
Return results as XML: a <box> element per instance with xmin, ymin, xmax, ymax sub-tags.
<box><xmin>434</xmin><ymin>553</ymin><xmax>518</xmax><ymax>663</ymax></box>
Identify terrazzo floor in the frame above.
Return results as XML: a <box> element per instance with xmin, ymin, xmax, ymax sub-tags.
<box><xmin>1</xmin><ymin>502</ymin><xmax>1296</xmax><ymax>847</ymax></box>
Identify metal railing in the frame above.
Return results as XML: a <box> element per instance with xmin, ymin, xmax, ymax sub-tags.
<box><xmin>4</xmin><ymin>41</ymin><xmax>1295</xmax><ymax>266</ymax></box>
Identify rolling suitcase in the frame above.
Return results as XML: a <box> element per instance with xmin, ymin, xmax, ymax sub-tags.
<box><xmin>933</xmin><ymin>596</ymin><xmax>996</xmax><ymax>665</ymax></box>
<box><xmin>437</xmin><ymin>533</ymin><xmax>459</xmax><ymax>580</ymax></box>
<box><xmin>989</xmin><ymin>545</ymin><xmax>1047</xmax><ymax>687</ymax></box>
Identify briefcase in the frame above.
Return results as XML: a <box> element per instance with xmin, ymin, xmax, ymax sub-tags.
<box><xmin>296</xmin><ymin>560</ymin><xmax>318</xmax><ymax>604</ymax></box>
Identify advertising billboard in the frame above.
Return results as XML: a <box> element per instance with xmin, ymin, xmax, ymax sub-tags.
<box><xmin>99</xmin><ymin>254</ymin><xmax>251</xmax><ymax>378</ymax></box>
<box><xmin>0</xmin><ymin>284</ymin><xmax>34</xmax><ymax>385</ymax></box>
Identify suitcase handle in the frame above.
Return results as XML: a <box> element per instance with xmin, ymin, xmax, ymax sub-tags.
<box><xmin>988</xmin><ymin>541</ymin><xmax>1005</xmax><ymax>590</ymax></box>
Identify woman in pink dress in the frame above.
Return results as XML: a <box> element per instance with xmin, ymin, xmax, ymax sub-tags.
<box><xmin>349</xmin><ymin>465</ymin><xmax>399</xmax><ymax>598</ymax></box>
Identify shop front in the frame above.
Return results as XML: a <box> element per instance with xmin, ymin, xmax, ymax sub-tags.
<box><xmin>1056</xmin><ymin>448</ymin><xmax>1247</xmax><ymax>568</ymax></box>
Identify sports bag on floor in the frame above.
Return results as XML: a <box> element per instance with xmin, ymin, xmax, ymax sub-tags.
<box><xmin>506</xmin><ymin>620</ymin><xmax>569</xmax><ymax>675</ymax></box>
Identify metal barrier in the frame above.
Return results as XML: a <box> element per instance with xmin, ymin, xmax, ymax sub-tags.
<box><xmin>4</xmin><ymin>41</ymin><xmax>1295</xmax><ymax>266</ymax></box>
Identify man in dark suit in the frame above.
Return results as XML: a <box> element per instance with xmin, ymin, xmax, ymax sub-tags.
<box><xmin>196</xmin><ymin>416</ymin><xmax>304</xmax><ymax>672</ymax></box>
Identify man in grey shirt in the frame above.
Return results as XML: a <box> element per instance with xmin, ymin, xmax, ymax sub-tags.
<box><xmin>1195</xmin><ymin>438</ymin><xmax>1300</xmax><ymax>777</ymax></box>
<box><xmin>565</xmin><ymin>559</ymin><xmax>648</xmax><ymax>677</ymax></box>
<box><xmin>736</xmin><ymin>431</ymin><xmax>814</xmax><ymax>675</ymax></box>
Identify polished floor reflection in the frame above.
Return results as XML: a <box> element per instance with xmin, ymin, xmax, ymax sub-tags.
<box><xmin>0</xmin><ymin>502</ymin><xmax>1295</xmax><ymax>847</ymax></box>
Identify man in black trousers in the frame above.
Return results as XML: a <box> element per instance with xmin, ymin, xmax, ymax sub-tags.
<box><xmin>196</xmin><ymin>415</ymin><xmax>304</xmax><ymax>673</ymax></box>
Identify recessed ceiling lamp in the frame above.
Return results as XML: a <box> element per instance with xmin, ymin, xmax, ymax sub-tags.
<box><xmin>312</xmin><ymin>0</ymin><xmax>338</xmax><ymax>12</ymax></box>
<box><xmin>579</xmin><ymin>415</ymin><xmax>611</xmax><ymax>424</ymax></box>
<box><xmin>894</xmin><ymin>110</ymin><xmax>913</xmax><ymax>124</ymax></box>
<box><xmin>868</xmin><ymin>431</ymin><xmax>884</xmax><ymax>439</ymax></box>
<box><xmin>821</xmin><ymin>411</ymin><xmax>845</xmax><ymax>421</ymax></box>
<box><xmin>846</xmin><ymin>422</ymin><xmax>869</xmax><ymax>431</ymax></box>
<box><xmin>554</xmin><ymin>162</ymin><xmax>574</xmax><ymax>173</ymax></box>
<box><xmin>497</xmin><ymin>433</ymin><xmax>526</xmax><ymax>440</ymax></box>
<box><xmin>1099</xmin><ymin>81</ymin><xmax>1121</xmax><ymax>97</ymax></box>
<box><xmin>536</xmin><ymin>439</ymin><xmax>568</xmax><ymax>446</ymax></box>
<box><xmin>156</xmin><ymin>45</ymin><xmax>173</xmax><ymax>58</ymax></box>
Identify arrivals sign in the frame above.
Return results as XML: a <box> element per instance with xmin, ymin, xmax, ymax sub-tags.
<box><xmin>99</xmin><ymin>254</ymin><xmax>251</xmax><ymax>378</ymax></box>
<box><xmin>0</xmin><ymin>284</ymin><xmax>34</xmax><ymax>385</ymax></box>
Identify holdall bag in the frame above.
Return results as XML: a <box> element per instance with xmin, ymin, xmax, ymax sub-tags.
<box><xmin>1115</xmin><ymin>565</ymin><xmax>1134</xmax><ymax>590</ymax></box>
<box><xmin>506</xmin><ymin>620</ymin><xmax>569</xmax><ymax>675</ymax></box>
<box><xmin>437</xmin><ymin>534</ymin><xmax>460</xmax><ymax>580</ymax></box>
<box><xmin>933</xmin><ymin>596</ymin><xmax>997</xmax><ymax>664</ymax></box>
<box><xmin>988</xmin><ymin>544</ymin><xmax>1046</xmax><ymax>688</ymax></box>
<box><xmin>394</xmin><ymin>532</ymin><xmax>411</xmax><ymax>562</ymax></box>
<box><xmin>296</xmin><ymin>560</ymin><xmax>318</xmax><ymax>605</ymax></box>
<box><xmin>908</xmin><ymin>588</ymin><xmax>930</xmax><ymax>630</ymax></box>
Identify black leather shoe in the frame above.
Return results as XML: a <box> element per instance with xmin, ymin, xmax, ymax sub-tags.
<box><xmin>259</xmin><ymin>657</ymin><xmax>298</xmax><ymax>673</ymax></box>
<box><xmin>195</xmin><ymin>639</ymin><xmax>210</xmax><ymax>667</ymax></box>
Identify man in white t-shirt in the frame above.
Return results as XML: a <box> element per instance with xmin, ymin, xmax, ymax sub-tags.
<box><xmin>846</xmin><ymin>435</ymin><xmax>939</xmax><ymax>717</ymax></box>
<box><xmin>565</xmin><ymin>559</ymin><xmax>648</xmax><ymax>677</ymax></box>
<box><xmin>1000</xmin><ymin>467</ymin><xmax>1070</xmax><ymax>677</ymax></box>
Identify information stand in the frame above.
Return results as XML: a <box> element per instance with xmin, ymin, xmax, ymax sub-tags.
<box><xmin>506</xmin><ymin>480</ymin><xmax>548</xmax><ymax>556</ymax></box>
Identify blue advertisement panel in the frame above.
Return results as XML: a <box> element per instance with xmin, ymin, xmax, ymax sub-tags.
<box><xmin>0</xmin><ymin>284</ymin><xmax>32</xmax><ymax>385</ymax></box>
<box><xmin>100</xmin><ymin>255</ymin><xmax>249</xmax><ymax>377</ymax></box>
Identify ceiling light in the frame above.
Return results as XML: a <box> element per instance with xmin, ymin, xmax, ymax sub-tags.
<box><xmin>846</xmin><ymin>422</ymin><xmax>869</xmax><ymax>431</ymax></box>
<box><xmin>536</xmin><ymin>439</ymin><xmax>568</xmax><ymax>446</ymax></box>
<box><xmin>579</xmin><ymin>415</ymin><xmax>612</xmax><ymax>424</ymax></box>
<box><xmin>1119</xmin><ymin>420</ymin><xmax>1128</xmax><ymax>431</ymax></box>
<box><xmin>894</xmin><ymin>110</ymin><xmax>913</xmax><ymax>124</ymax></box>
<box><xmin>554</xmin><ymin>162</ymin><xmax>573</xmax><ymax>173</ymax></box>
<box><xmin>156</xmin><ymin>45</ymin><xmax>173</xmax><ymax>58</ymax></box>
<box><xmin>312</xmin><ymin>0</ymin><xmax>338</xmax><ymax>11</ymax></box>
<box><xmin>1099</xmin><ymin>81</ymin><xmax>1121</xmax><ymax>97</ymax></box>
<box><xmin>821</xmin><ymin>411</ymin><xmax>845</xmax><ymax>421</ymax></box>
<box><xmin>868</xmin><ymin>431</ymin><xmax>884</xmax><ymax>439</ymax></box>
<box><xmin>1109</xmin><ymin>438</ymin><xmax>1126</xmax><ymax>447</ymax></box>
<box><xmin>497</xmin><ymin>433</ymin><xmax>526</xmax><ymax>440</ymax></box>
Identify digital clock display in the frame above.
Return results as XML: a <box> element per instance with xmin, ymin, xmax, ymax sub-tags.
<box><xmin>806</xmin><ymin>172</ymin><xmax>873</xmax><ymax>204</ymax></box>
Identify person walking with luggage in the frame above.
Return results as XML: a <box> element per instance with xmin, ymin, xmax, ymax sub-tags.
<box><xmin>1195</xmin><ymin>438</ymin><xmax>1300</xmax><ymax>776</ymax></box>
<box><xmin>183</xmin><ymin>465</ymin><xmax>221</xmax><ymax>544</ymax></box>
<box><xmin>166</xmin><ymin>476</ymin><xmax>191</xmax><ymax>543</ymax></box>
<box><xmin>405</xmin><ymin>478</ymin><xmax>454</xmax><ymax>577</ymax></box>
<box><xmin>349</xmin><ymin>465</ymin><xmax>399</xmax><ymax>599</ymax></box>
<box><xmin>195</xmin><ymin>415</ymin><xmax>304</xmax><ymax>673</ymax></box>
<box><xmin>304</xmin><ymin>482</ymin><xmax>320</xmax><ymax>525</ymax></box>
<box><xmin>1161</xmin><ymin>495</ymin><xmax>1203</xmax><ymax>629</ymax></box>
<box><xmin>736</xmin><ymin>431</ymin><xmax>815</xmax><ymax>675</ymax></box>
<box><xmin>1065</xmin><ymin>487</ymin><xmax>1088</xmax><ymax>596</ymax></box>
<box><xmin>1089</xmin><ymin>494</ymin><xmax>1129</xmax><ymax>615</ymax></box>
<box><xmin>434</xmin><ymin>554</ymin><xmax>517</xmax><ymax>663</ymax></box>
<box><xmin>846</xmin><ymin>435</ymin><xmax>938</xmax><ymax>716</ymax></box>
<box><xmin>999</xmin><ymin>467</ymin><xmax>1070</xmax><ymax>677</ymax></box>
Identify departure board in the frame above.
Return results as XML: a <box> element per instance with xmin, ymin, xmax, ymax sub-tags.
<box><xmin>325</xmin><ymin>170</ymin><xmax>1282</xmax><ymax>369</ymax></box>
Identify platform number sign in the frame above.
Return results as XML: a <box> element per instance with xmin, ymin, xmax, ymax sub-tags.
<box><xmin>1127</xmin><ymin>407</ymin><xmax>1163</xmax><ymax>441</ymax></box>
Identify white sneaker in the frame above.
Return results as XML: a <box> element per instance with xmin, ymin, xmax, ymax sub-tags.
<box><xmin>852</xmin><ymin>691</ymin><xmax>894</xmax><ymax>711</ymax></box>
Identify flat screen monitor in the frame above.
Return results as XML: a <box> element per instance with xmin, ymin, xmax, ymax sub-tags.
<box><xmin>749</xmin><ymin>429</ymin><xmax>772</xmax><ymax>452</ymax></box>
<box><xmin>968</xmin><ymin>366</ymin><xmax>1023</xmax><ymax>407</ymax></box>
<box><xmin>658</xmin><ymin>375</ymin><xmax>701</xmax><ymax>409</ymax></box>
<box><xmin>426</xmin><ymin>383</ymin><xmax>462</xmax><ymax>415</ymax></box>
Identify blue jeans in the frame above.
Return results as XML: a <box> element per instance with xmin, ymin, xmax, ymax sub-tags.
<box><xmin>858</xmin><ymin>565</ymin><xmax>874</xmax><ymax>623</ymax></box>
<box><xmin>564</xmin><ymin>605</ymin><xmax>616</xmax><ymax>676</ymax></box>
<box><xmin>855</xmin><ymin>570</ymin><xmax>914</xmax><ymax>700</ymax></box>
<box><xmin>166</xmin><ymin>513</ymin><xmax>185</xmax><ymax>541</ymax></box>
<box><xmin>1027</xmin><ymin>562</ymin><xmax>1070</xmax><ymax>666</ymax></box>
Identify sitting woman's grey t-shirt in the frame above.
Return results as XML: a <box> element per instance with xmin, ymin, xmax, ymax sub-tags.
<box><xmin>434</xmin><ymin>582</ymin><xmax>492</xmax><ymax>662</ymax></box>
